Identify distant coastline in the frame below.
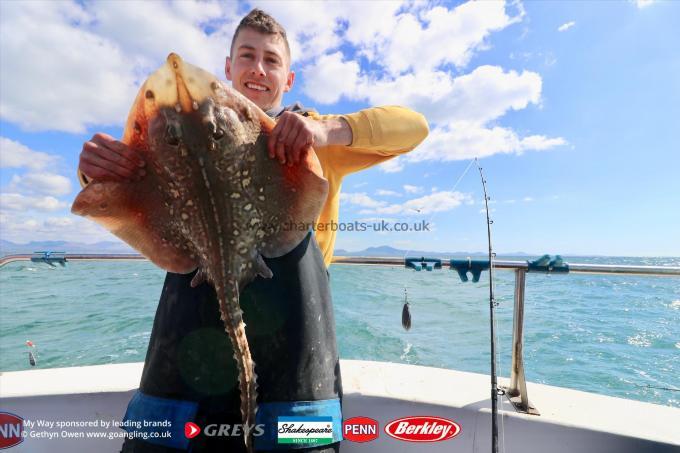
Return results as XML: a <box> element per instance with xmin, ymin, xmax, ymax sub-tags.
<box><xmin>2</xmin><ymin>239</ymin><xmax>676</xmax><ymax>259</ymax></box>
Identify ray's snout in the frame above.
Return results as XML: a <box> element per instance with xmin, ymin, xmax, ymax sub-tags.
<box><xmin>71</xmin><ymin>182</ymin><xmax>105</xmax><ymax>216</ymax></box>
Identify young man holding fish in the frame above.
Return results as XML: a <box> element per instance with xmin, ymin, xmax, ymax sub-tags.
<box><xmin>78</xmin><ymin>9</ymin><xmax>427</xmax><ymax>452</ymax></box>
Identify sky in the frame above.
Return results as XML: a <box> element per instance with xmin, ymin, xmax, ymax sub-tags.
<box><xmin>0</xmin><ymin>0</ymin><xmax>678</xmax><ymax>256</ymax></box>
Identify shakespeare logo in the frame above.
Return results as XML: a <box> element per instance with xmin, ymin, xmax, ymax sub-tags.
<box><xmin>277</xmin><ymin>416</ymin><xmax>334</xmax><ymax>446</ymax></box>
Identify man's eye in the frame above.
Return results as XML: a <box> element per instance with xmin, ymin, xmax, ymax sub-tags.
<box><xmin>240</xmin><ymin>54</ymin><xmax>253</xmax><ymax>59</ymax></box>
<box><xmin>266</xmin><ymin>58</ymin><xmax>279</xmax><ymax>64</ymax></box>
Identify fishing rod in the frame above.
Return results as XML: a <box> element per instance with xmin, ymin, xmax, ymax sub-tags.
<box><xmin>397</xmin><ymin>158</ymin><xmax>502</xmax><ymax>453</ymax></box>
<box><xmin>476</xmin><ymin>158</ymin><xmax>500</xmax><ymax>453</ymax></box>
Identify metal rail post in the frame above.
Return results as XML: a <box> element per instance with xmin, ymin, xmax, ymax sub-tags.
<box><xmin>505</xmin><ymin>268</ymin><xmax>539</xmax><ymax>414</ymax></box>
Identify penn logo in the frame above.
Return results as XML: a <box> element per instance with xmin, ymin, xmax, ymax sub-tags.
<box><xmin>384</xmin><ymin>416</ymin><xmax>461</xmax><ymax>442</ymax></box>
<box><xmin>0</xmin><ymin>412</ymin><xmax>25</xmax><ymax>449</ymax></box>
<box><xmin>342</xmin><ymin>416</ymin><xmax>379</xmax><ymax>443</ymax></box>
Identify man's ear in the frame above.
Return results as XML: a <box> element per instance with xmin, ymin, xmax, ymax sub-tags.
<box><xmin>225</xmin><ymin>56</ymin><xmax>232</xmax><ymax>81</ymax></box>
<box><xmin>284</xmin><ymin>70</ymin><xmax>295</xmax><ymax>93</ymax></box>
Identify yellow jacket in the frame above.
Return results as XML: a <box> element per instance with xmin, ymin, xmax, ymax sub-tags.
<box><xmin>77</xmin><ymin>106</ymin><xmax>429</xmax><ymax>268</ymax></box>
<box><xmin>308</xmin><ymin>106</ymin><xmax>428</xmax><ymax>266</ymax></box>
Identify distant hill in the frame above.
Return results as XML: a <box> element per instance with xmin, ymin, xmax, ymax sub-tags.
<box><xmin>1</xmin><ymin>239</ymin><xmax>533</xmax><ymax>259</ymax></box>
<box><xmin>333</xmin><ymin>245</ymin><xmax>531</xmax><ymax>258</ymax></box>
<box><xmin>0</xmin><ymin>239</ymin><xmax>135</xmax><ymax>255</ymax></box>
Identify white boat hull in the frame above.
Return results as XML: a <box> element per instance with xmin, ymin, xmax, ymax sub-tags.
<box><xmin>1</xmin><ymin>360</ymin><xmax>678</xmax><ymax>452</ymax></box>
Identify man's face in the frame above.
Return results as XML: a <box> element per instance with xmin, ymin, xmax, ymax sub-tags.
<box><xmin>226</xmin><ymin>27</ymin><xmax>294</xmax><ymax>111</ymax></box>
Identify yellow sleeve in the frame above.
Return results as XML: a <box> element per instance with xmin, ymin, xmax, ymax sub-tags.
<box><xmin>306</xmin><ymin>106</ymin><xmax>428</xmax><ymax>267</ymax></box>
<box><xmin>310</xmin><ymin>105</ymin><xmax>429</xmax><ymax>177</ymax></box>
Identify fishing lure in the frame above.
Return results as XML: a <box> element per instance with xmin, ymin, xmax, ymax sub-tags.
<box><xmin>401</xmin><ymin>287</ymin><xmax>412</xmax><ymax>331</ymax></box>
<box><xmin>26</xmin><ymin>340</ymin><xmax>37</xmax><ymax>367</ymax></box>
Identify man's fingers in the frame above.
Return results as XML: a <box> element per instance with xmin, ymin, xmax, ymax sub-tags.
<box><xmin>282</xmin><ymin>122</ymin><xmax>303</xmax><ymax>166</ymax></box>
<box><xmin>275</xmin><ymin>140</ymin><xmax>286</xmax><ymax>165</ymax></box>
<box><xmin>85</xmin><ymin>141</ymin><xmax>142</xmax><ymax>174</ymax></box>
<box><xmin>290</xmin><ymin>128</ymin><xmax>311</xmax><ymax>165</ymax></box>
<box><xmin>80</xmin><ymin>154</ymin><xmax>137</xmax><ymax>182</ymax></box>
<box><xmin>91</xmin><ymin>133</ymin><xmax>145</xmax><ymax>168</ymax></box>
<box><xmin>268</xmin><ymin>115</ymin><xmax>287</xmax><ymax>159</ymax></box>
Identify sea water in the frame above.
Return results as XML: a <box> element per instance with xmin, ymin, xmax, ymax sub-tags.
<box><xmin>1</xmin><ymin>256</ymin><xmax>678</xmax><ymax>408</ymax></box>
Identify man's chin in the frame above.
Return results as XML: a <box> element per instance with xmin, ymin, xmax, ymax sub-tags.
<box><xmin>253</xmin><ymin>100</ymin><xmax>277</xmax><ymax>112</ymax></box>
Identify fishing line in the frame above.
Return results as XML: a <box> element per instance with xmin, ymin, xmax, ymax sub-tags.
<box><xmin>400</xmin><ymin>159</ymin><xmax>476</xmax><ymax>330</ymax></box>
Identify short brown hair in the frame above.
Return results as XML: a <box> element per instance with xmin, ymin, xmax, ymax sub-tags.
<box><xmin>230</xmin><ymin>9</ymin><xmax>291</xmax><ymax>61</ymax></box>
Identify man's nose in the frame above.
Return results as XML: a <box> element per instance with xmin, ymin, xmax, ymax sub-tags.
<box><xmin>250</xmin><ymin>59</ymin><xmax>266</xmax><ymax>77</ymax></box>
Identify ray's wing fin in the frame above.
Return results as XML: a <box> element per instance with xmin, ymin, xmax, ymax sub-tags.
<box><xmin>71</xmin><ymin>77</ymin><xmax>197</xmax><ymax>274</ymax></box>
<box><xmin>256</xmin><ymin>141</ymin><xmax>329</xmax><ymax>258</ymax></box>
<box><xmin>71</xmin><ymin>179</ymin><xmax>197</xmax><ymax>274</ymax></box>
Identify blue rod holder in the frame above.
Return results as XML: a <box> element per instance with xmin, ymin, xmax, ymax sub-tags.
<box><xmin>405</xmin><ymin>257</ymin><xmax>442</xmax><ymax>272</ymax></box>
<box><xmin>450</xmin><ymin>258</ymin><xmax>490</xmax><ymax>283</ymax></box>
<box><xmin>527</xmin><ymin>254</ymin><xmax>569</xmax><ymax>274</ymax></box>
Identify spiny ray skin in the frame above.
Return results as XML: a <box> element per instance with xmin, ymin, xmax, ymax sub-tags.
<box><xmin>71</xmin><ymin>54</ymin><xmax>328</xmax><ymax>452</ymax></box>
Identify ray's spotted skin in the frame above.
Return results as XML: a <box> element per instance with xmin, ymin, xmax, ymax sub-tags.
<box><xmin>71</xmin><ymin>53</ymin><xmax>329</xmax><ymax>452</ymax></box>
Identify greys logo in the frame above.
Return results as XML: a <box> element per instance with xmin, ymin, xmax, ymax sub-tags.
<box><xmin>185</xmin><ymin>422</ymin><xmax>265</xmax><ymax>439</ymax></box>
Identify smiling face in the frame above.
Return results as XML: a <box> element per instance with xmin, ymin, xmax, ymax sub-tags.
<box><xmin>225</xmin><ymin>27</ymin><xmax>295</xmax><ymax>112</ymax></box>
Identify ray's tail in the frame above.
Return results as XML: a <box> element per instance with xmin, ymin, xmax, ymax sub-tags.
<box><xmin>215</xmin><ymin>279</ymin><xmax>258</xmax><ymax>453</ymax></box>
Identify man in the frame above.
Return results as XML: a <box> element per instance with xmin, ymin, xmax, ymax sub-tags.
<box><xmin>78</xmin><ymin>9</ymin><xmax>428</xmax><ymax>452</ymax></box>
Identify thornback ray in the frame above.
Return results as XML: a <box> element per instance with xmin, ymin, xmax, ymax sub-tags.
<box><xmin>71</xmin><ymin>53</ymin><xmax>329</xmax><ymax>452</ymax></box>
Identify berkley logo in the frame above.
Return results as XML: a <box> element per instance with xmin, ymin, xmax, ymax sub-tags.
<box><xmin>342</xmin><ymin>416</ymin><xmax>379</xmax><ymax>443</ymax></box>
<box><xmin>0</xmin><ymin>412</ymin><xmax>25</xmax><ymax>449</ymax></box>
<box><xmin>384</xmin><ymin>416</ymin><xmax>461</xmax><ymax>442</ymax></box>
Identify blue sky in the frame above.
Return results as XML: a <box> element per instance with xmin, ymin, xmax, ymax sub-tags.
<box><xmin>1</xmin><ymin>0</ymin><xmax>678</xmax><ymax>256</ymax></box>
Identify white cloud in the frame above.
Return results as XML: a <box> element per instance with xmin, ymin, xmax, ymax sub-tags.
<box><xmin>405</xmin><ymin>122</ymin><xmax>567</xmax><ymax>163</ymax></box>
<box><xmin>0</xmin><ymin>0</ymin><xmax>564</xmax><ymax>182</ymax></box>
<box><xmin>0</xmin><ymin>212</ymin><xmax>116</xmax><ymax>243</ymax></box>
<box><xmin>558</xmin><ymin>21</ymin><xmax>575</xmax><ymax>32</ymax></box>
<box><xmin>356</xmin><ymin>217</ymin><xmax>399</xmax><ymax>224</ymax></box>
<box><xmin>360</xmin><ymin>190</ymin><xmax>471</xmax><ymax>216</ymax></box>
<box><xmin>634</xmin><ymin>0</ymin><xmax>656</xmax><ymax>8</ymax></box>
<box><xmin>382</xmin><ymin>2</ymin><xmax>521</xmax><ymax>75</ymax></box>
<box><xmin>9</xmin><ymin>172</ymin><xmax>72</xmax><ymax>196</ymax></box>
<box><xmin>301</xmin><ymin>52</ymin><xmax>360</xmax><ymax>104</ymax></box>
<box><xmin>0</xmin><ymin>1</ymin><xmax>239</xmax><ymax>133</ymax></box>
<box><xmin>287</xmin><ymin>2</ymin><xmax>564</xmax><ymax>168</ymax></box>
<box><xmin>356</xmin><ymin>65</ymin><xmax>543</xmax><ymax>126</ymax></box>
<box><xmin>0</xmin><ymin>193</ymin><xmax>69</xmax><ymax>211</ymax></box>
<box><xmin>378</xmin><ymin>157</ymin><xmax>405</xmax><ymax>173</ymax></box>
<box><xmin>375</xmin><ymin>189</ymin><xmax>401</xmax><ymax>197</ymax></box>
<box><xmin>251</xmin><ymin>0</ymin><xmax>348</xmax><ymax>64</ymax></box>
<box><xmin>403</xmin><ymin>185</ymin><xmax>423</xmax><ymax>194</ymax></box>
<box><xmin>43</xmin><ymin>216</ymin><xmax>75</xmax><ymax>228</ymax></box>
<box><xmin>339</xmin><ymin>192</ymin><xmax>386</xmax><ymax>209</ymax></box>
<box><xmin>523</xmin><ymin>196</ymin><xmax>534</xmax><ymax>202</ymax></box>
<box><xmin>0</xmin><ymin>137</ymin><xmax>57</xmax><ymax>170</ymax></box>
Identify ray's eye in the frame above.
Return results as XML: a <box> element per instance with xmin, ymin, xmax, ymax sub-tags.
<box><xmin>165</xmin><ymin>124</ymin><xmax>180</xmax><ymax>146</ymax></box>
<box><xmin>212</xmin><ymin>128</ymin><xmax>224</xmax><ymax>141</ymax></box>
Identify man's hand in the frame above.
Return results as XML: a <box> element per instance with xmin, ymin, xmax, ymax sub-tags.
<box><xmin>267</xmin><ymin>112</ymin><xmax>352</xmax><ymax>166</ymax></box>
<box><xmin>79</xmin><ymin>133</ymin><xmax>146</xmax><ymax>182</ymax></box>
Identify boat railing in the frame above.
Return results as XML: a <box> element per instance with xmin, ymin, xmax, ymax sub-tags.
<box><xmin>2</xmin><ymin>252</ymin><xmax>678</xmax><ymax>415</ymax></box>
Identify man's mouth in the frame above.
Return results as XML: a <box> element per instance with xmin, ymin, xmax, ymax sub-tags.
<box><xmin>244</xmin><ymin>82</ymin><xmax>269</xmax><ymax>92</ymax></box>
